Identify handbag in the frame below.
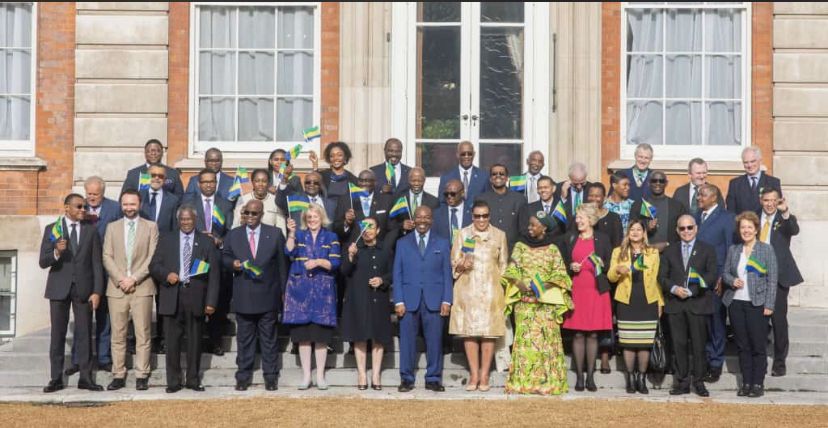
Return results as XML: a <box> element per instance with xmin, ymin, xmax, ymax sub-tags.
<box><xmin>649</xmin><ymin>321</ymin><xmax>667</xmax><ymax>372</ymax></box>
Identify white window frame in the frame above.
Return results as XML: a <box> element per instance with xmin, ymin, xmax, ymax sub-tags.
<box><xmin>0</xmin><ymin>250</ymin><xmax>17</xmax><ymax>337</ymax></box>
<box><xmin>619</xmin><ymin>2</ymin><xmax>751</xmax><ymax>161</ymax></box>
<box><xmin>0</xmin><ymin>2</ymin><xmax>36</xmax><ymax>158</ymax></box>
<box><xmin>188</xmin><ymin>2</ymin><xmax>321</xmax><ymax>159</ymax></box>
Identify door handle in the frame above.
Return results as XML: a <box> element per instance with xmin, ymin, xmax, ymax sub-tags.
<box><xmin>471</xmin><ymin>114</ymin><xmax>478</xmax><ymax>125</ymax></box>
<box><xmin>461</xmin><ymin>114</ymin><xmax>469</xmax><ymax>121</ymax></box>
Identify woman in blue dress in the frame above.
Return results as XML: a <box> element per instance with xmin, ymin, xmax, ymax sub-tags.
<box><xmin>283</xmin><ymin>203</ymin><xmax>341</xmax><ymax>390</ymax></box>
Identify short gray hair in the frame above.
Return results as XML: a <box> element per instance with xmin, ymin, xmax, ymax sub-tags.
<box><xmin>84</xmin><ymin>176</ymin><xmax>106</xmax><ymax>192</ymax></box>
<box><xmin>568</xmin><ymin>162</ymin><xmax>587</xmax><ymax>177</ymax></box>
<box><xmin>635</xmin><ymin>143</ymin><xmax>654</xmax><ymax>155</ymax></box>
<box><xmin>176</xmin><ymin>204</ymin><xmax>197</xmax><ymax>220</ymax></box>
<box><xmin>742</xmin><ymin>146</ymin><xmax>762</xmax><ymax>160</ymax></box>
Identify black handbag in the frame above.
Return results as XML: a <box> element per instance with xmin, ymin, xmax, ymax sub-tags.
<box><xmin>649</xmin><ymin>321</ymin><xmax>667</xmax><ymax>372</ymax></box>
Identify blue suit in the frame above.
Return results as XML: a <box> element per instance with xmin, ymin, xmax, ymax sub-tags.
<box><xmin>623</xmin><ymin>167</ymin><xmax>651</xmax><ymax>202</ymax></box>
<box><xmin>432</xmin><ymin>204</ymin><xmax>471</xmax><ymax>242</ymax></box>
<box><xmin>86</xmin><ymin>198</ymin><xmax>123</xmax><ymax>239</ymax></box>
<box><xmin>695</xmin><ymin>206</ymin><xmax>735</xmax><ymax>370</ymax></box>
<box><xmin>437</xmin><ymin>166</ymin><xmax>488</xmax><ymax>205</ymax></box>
<box><xmin>185</xmin><ymin>171</ymin><xmax>236</xmax><ymax>205</ymax></box>
<box><xmin>393</xmin><ymin>231</ymin><xmax>452</xmax><ymax>384</ymax></box>
<box><xmin>139</xmin><ymin>189</ymin><xmax>180</xmax><ymax>233</ymax></box>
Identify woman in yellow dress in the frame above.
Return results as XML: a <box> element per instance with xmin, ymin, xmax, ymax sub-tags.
<box><xmin>450</xmin><ymin>200</ymin><xmax>509</xmax><ymax>392</ymax></box>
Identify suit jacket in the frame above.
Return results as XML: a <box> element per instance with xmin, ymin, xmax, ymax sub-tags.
<box><xmin>721</xmin><ymin>241</ymin><xmax>778</xmax><ymax>310</ymax></box>
<box><xmin>102</xmin><ymin>217</ymin><xmax>159</xmax><ymax>298</ymax></box>
<box><xmin>557</xmin><ymin>230</ymin><xmax>613</xmax><ymax>293</ymax></box>
<box><xmin>623</xmin><ymin>167</ymin><xmax>651</xmax><ymax>202</ymax></box>
<box><xmin>39</xmin><ymin>219</ymin><xmax>105</xmax><ymax>300</ymax></box>
<box><xmin>517</xmin><ymin>198</ymin><xmax>565</xmax><ymax>242</ymax></box>
<box><xmin>333</xmin><ymin>192</ymin><xmax>394</xmax><ymax>243</ymax></box>
<box><xmin>222</xmin><ymin>224</ymin><xmax>287</xmax><ymax>314</ymax></box>
<box><xmin>268</xmin><ymin>172</ymin><xmax>303</xmax><ymax>195</ymax></box>
<box><xmin>139</xmin><ymin>189</ymin><xmax>180</xmax><ymax>233</ymax></box>
<box><xmin>554</xmin><ymin>181</ymin><xmax>592</xmax><ymax>216</ymax></box>
<box><xmin>658</xmin><ymin>240</ymin><xmax>718</xmax><ymax>315</ymax></box>
<box><xmin>672</xmin><ymin>182</ymin><xmax>725</xmax><ymax>215</ymax></box>
<box><xmin>726</xmin><ymin>172</ymin><xmax>782</xmax><ymax>215</ymax></box>
<box><xmin>630</xmin><ymin>195</ymin><xmax>687</xmax><ymax>244</ymax></box>
<box><xmin>756</xmin><ymin>210</ymin><xmax>803</xmax><ymax>287</ymax></box>
<box><xmin>392</xmin><ymin>231</ymin><xmax>453</xmax><ymax>311</ymax></box>
<box><xmin>390</xmin><ymin>189</ymin><xmax>440</xmax><ymax>239</ymax></box>
<box><xmin>149</xmin><ymin>230</ymin><xmax>220</xmax><ymax>316</ymax></box>
<box><xmin>122</xmin><ymin>164</ymin><xmax>184</xmax><ymax>198</ymax></box>
<box><xmin>85</xmin><ymin>198</ymin><xmax>123</xmax><ymax>239</ymax></box>
<box><xmin>432</xmin><ymin>203</ymin><xmax>472</xmax><ymax>241</ymax></box>
<box><xmin>438</xmin><ymin>165</ymin><xmax>488</xmax><ymax>205</ymax></box>
<box><xmin>370</xmin><ymin>162</ymin><xmax>412</xmax><ymax>195</ymax></box>
<box><xmin>319</xmin><ymin>168</ymin><xmax>358</xmax><ymax>196</ymax></box>
<box><xmin>182</xmin><ymin>193</ymin><xmax>234</xmax><ymax>238</ymax></box>
<box><xmin>695</xmin><ymin>206</ymin><xmax>735</xmax><ymax>278</ymax></box>
<box><xmin>185</xmin><ymin>171</ymin><xmax>236</xmax><ymax>204</ymax></box>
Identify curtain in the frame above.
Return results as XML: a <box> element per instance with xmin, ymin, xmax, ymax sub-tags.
<box><xmin>626</xmin><ymin>9</ymin><xmax>663</xmax><ymax>145</ymax></box>
<box><xmin>198</xmin><ymin>6</ymin><xmax>236</xmax><ymax>141</ymax></box>
<box><xmin>276</xmin><ymin>7</ymin><xmax>314</xmax><ymax>141</ymax></box>
<box><xmin>0</xmin><ymin>3</ymin><xmax>32</xmax><ymax>141</ymax></box>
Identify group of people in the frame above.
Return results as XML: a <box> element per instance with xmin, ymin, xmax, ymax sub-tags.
<box><xmin>39</xmin><ymin>138</ymin><xmax>800</xmax><ymax>399</ymax></box>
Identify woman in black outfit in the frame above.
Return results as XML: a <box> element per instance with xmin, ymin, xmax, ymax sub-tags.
<box><xmin>310</xmin><ymin>141</ymin><xmax>358</xmax><ymax>199</ymax></box>
<box><xmin>339</xmin><ymin>217</ymin><xmax>394</xmax><ymax>390</ymax></box>
<box><xmin>266</xmin><ymin>148</ymin><xmax>303</xmax><ymax>195</ymax></box>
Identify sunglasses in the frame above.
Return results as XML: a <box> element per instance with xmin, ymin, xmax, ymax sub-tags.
<box><xmin>70</xmin><ymin>204</ymin><xmax>84</xmax><ymax>209</ymax></box>
<box><xmin>678</xmin><ymin>225</ymin><xmax>695</xmax><ymax>231</ymax></box>
<box><xmin>473</xmin><ymin>214</ymin><xmax>490</xmax><ymax>219</ymax></box>
<box><xmin>490</xmin><ymin>172</ymin><xmax>507</xmax><ymax>177</ymax></box>
<box><xmin>242</xmin><ymin>211</ymin><xmax>261</xmax><ymax>216</ymax></box>
<box><xmin>150</xmin><ymin>173</ymin><xmax>166</xmax><ymax>179</ymax></box>
<box><xmin>304</xmin><ymin>181</ymin><xmax>320</xmax><ymax>185</ymax></box>
<box><xmin>650</xmin><ymin>178</ymin><xmax>666</xmax><ymax>184</ymax></box>
<box><xmin>443</xmin><ymin>191</ymin><xmax>460</xmax><ymax>198</ymax></box>
<box><xmin>459</xmin><ymin>152</ymin><xmax>474</xmax><ymax>157</ymax></box>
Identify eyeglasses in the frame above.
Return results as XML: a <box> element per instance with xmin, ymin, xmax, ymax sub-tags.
<box><xmin>70</xmin><ymin>204</ymin><xmax>84</xmax><ymax>209</ymax></box>
<box><xmin>678</xmin><ymin>225</ymin><xmax>695</xmax><ymax>231</ymax></box>
<box><xmin>242</xmin><ymin>211</ymin><xmax>261</xmax><ymax>216</ymax></box>
<box><xmin>459</xmin><ymin>152</ymin><xmax>474</xmax><ymax>157</ymax></box>
<box><xmin>490</xmin><ymin>172</ymin><xmax>507</xmax><ymax>177</ymax></box>
<box><xmin>443</xmin><ymin>191</ymin><xmax>460</xmax><ymax>198</ymax></box>
<box><xmin>473</xmin><ymin>214</ymin><xmax>490</xmax><ymax>219</ymax></box>
<box><xmin>200</xmin><ymin>180</ymin><xmax>216</xmax><ymax>184</ymax></box>
<box><xmin>304</xmin><ymin>181</ymin><xmax>320</xmax><ymax>185</ymax></box>
<box><xmin>150</xmin><ymin>173</ymin><xmax>166</xmax><ymax>179</ymax></box>
<box><xmin>650</xmin><ymin>178</ymin><xmax>667</xmax><ymax>184</ymax></box>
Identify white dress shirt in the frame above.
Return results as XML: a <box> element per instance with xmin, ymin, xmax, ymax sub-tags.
<box><xmin>148</xmin><ymin>188</ymin><xmax>164</xmax><ymax>221</ymax></box>
<box><xmin>734</xmin><ymin>251</ymin><xmax>751</xmax><ymax>301</ymax></box>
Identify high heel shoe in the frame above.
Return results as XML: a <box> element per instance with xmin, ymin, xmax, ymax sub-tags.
<box><xmin>585</xmin><ymin>372</ymin><xmax>597</xmax><ymax>392</ymax></box>
<box><xmin>298</xmin><ymin>379</ymin><xmax>312</xmax><ymax>390</ymax></box>
<box><xmin>371</xmin><ymin>382</ymin><xmax>382</xmax><ymax>391</ymax></box>
<box><xmin>357</xmin><ymin>384</ymin><xmax>368</xmax><ymax>390</ymax></box>
<box><xmin>624</xmin><ymin>371</ymin><xmax>635</xmax><ymax>394</ymax></box>
<box><xmin>574</xmin><ymin>372</ymin><xmax>585</xmax><ymax>392</ymax></box>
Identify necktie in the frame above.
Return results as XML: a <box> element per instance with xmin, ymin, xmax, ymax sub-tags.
<box><xmin>361</xmin><ymin>196</ymin><xmax>371</xmax><ymax>215</ymax></box>
<box><xmin>682</xmin><ymin>243</ymin><xmax>691</xmax><ymax>269</ymax></box>
<box><xmin>544</xmin><ymin>203</ymin><xmax>550</xmax><ymax>215</ymax></box>
<box><xmin>418</xmin><ymin>233</ymin><xmax>426</xmax><ymax>256</ymax></box>
<box><xmin>412</xmin><ymin>193</ymin><xmax>420</xmax><ymax>213</ymax></box>
<box><xmin>249</xmin><ymin>230</ymin><xmax>257</xmax><ymax>259</ymax></box>
<box><xmin>690</xmin><ymin>185</ymin><xmax>698</xmax><ymax>213</ymax></box>
<box><xmin>463</xmin><ymin>170</ymin><xmax>469</xmax><ymax>196</ymax></box>
<box><xmin>69</xmin><ymin>223</ymin><xmax>78</xmax><ymax>253</ymax></box>
<box><xmin>751</xmin><ymin>176</ymin><xmax>758</xmax><ymax>194</ymax></box>
<box><xmin>701</xmin><ymin>211</ymin><xmax>708</xmax><ymax>224</ymax></box>
<box><xmin>388</xmin><ymin>162</ymin><xmax>396</xmax><ymax>190</ymax></box>
<box><xmin>636</xmin><ymin>170</ymin><xmax>646</xmax><ymax>187</ymax></box>
<box><xmin>760</xmin><ymin>218</ymin><xmax>771</xmax><ymax>242</ymax></box>
<box><xmin>126</xmin><ymin>220</ymin><xmax>136</xmax><ymax>275</ymax></box>
<box><xmin>450</xmin><ymin>207</ymin><xmax>459</xmax><ymax>241</ymax></box>
<box><xmin>310</xmin><ymin>196</ymin><xmax>318</xmax><ymax>205</ymax></box>
<box><xmin>574</xmin><ymin>191</ymin><xmax>582</xmax><ymax>211</ymax></box>
<box><xmin>182</xmin><ymin>234</ymin><xmax>192</xmax><ymax>282</ymax></box>
<box><xmin>204</xmin><ymin>198</ymin><xmax>212</xmax><ymax>233</ymax></box>
<box><xmin>149</xmin><ymin>192</ymin><xmax>158</xmax><ymax>221</ymax></box>
<box><xmin>528</xmin><ymin>176</ymin><xmax>538</xmax><ymax>203</ymax></box>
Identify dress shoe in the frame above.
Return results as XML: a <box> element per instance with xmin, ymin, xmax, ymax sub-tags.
<box><xmin>771</xmin><ymin>367</ymin><xmax>786</xmax><ymax>377</ymax></box>
<box><xmin>235</xmin><ymin>381</ymin><xmax>249</xmax><ymax>391</ymax></box>
<box><xmin>297</xmin><ymin>379</ymin><xmax>311</xmax><ymax>390</ymax></box>
<box><xmin>669</xmin><ymin>384</ymin><xmax>690</xmax><ymax>395</ymax></box>
<box><xmin>737</xmin><ymin>384</ymin><xmax>750</xmax><ymax>397</ymax></box>
<box><xmin>63</xmin><ymin>365</ymin><xmax>80</xmax><ymax>377</ymax></box>
<box><xmin>127</xmin><ymin>340</ymin><xmax>136</xmax><ymax>355</ymax></box>
<box><xmin>78</xmin><ymin>381</ymin><xmax>104</xmax><ymax>391</ymax></box>
<box><xmin>600</xmin><ymin>367</ymin><xmax>612</xmax><ymax>374</ymax></box>
<box><xmin>43</xmin><ymin>380</ymin><xmax>65</xmax><ymax>393</ymax></box>
<box><xmin>371</xmin><ymin>382</ymin><xmax>382</xmax><ymax>391</ymax></box>
<box><xmin>574</xmin><ymin>372</ymin><xmax>585</xmax><ymax>392</ymax></box>
<box><xmin>266</xmin><ymin>380</ymin><xmax>278</xmax><ymax>391</ymax></box>
<box><xmin>634</xmin><ymin>372</ymin><xmax>648</xmax><ymax>394</ymax></box>
<box><xmin>478</xmin><ymin>383</ymin><xmax>491</xmax><ymax>392</ymax></box>
<box><xmin>211</xmin><ymin>344</ymin><xmax>224</xmax><ymax>356</ymax></box>
<box><xmin>397</xmin><ymin>381</ymin><xmax>414</xmax><ymax>393</ymax></box>
<box><xmin>136</xmin><ymin>377</ymin><xmax>149</xmax><ymax>391</ymax></box>
<box><xmin>585</xmin><ymin>373</ymin><xmax>597</xmax><ymax>392</ymax></box>
<box><xmin>155</xmin><ymin>340</ymin><xmax>167</xmax><ymax>355</ymax></box>
<box><xmin>107</xmin><ymin>378</ymin><xmax>126</xmax><ymax>391</ymax></box>
<box><xmin>703</xmin><ymin>367</ymin><xmax>721</xmax><ymax>383</ymax></box>
<box><xmin>748</xmin><ymin>384</ymin><xmax>764</xmax><ymax>398</ymax></box>
<box><xmin>624</xmin><ymin>372</ymin><xmax>635</xmax><ymax>394</ymax></box>
<box><xmin>186</xmin><ymin>384</ymin><xmax>206</xmax><ymax>392</ymax></box>
<box><xmin>425</xmin><ymin>382</ymin><xmax>445</xmax><ymax>392</ymax></box>
<box><xmin>316</xmin><ymin>379</ymin><xmax>329</xmax><ymax>390</ymax></box>
<box><xmin>97</xmin><ymin>363</ymin><xmax>112</xmax><ymax>372</ymax></box>
<box><xmin>693</xmin><ymin>382</ymin><xmax>709</xmax><ymax>397</ymax></box>
<box><xmin>358</xmin><ymin>383</ymin><xmax>368</xmax><ymax>391</ymax></box>
<box><xmin>166</xmin><ymin>385</ymin><xmax>182</xmax><ymax>393</ymax></box>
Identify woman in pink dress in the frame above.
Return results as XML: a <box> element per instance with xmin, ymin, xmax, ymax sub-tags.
<box><xmin>558</xmin><ymin>203</ymin><xmax>613</xmax><ymax>392</ymax></box>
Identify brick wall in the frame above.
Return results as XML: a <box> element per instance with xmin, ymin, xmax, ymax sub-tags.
<box><xmin>321</xmin><ymin>3</ymin><xmax>340</xmax><ymax>149</ymax></box>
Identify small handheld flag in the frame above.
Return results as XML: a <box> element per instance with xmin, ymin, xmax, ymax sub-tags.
<box><xmin>278</xmin><ymin>162</ymin><xmax>288</xmax><ymax>176</ymax></box>
<box><xmin>235</xmin><ymin>167</ymin><xmax>250</xmax><ymax>184</ymax></box>
<box><xmin>359</xmin><ymin>220</ymin><xmax>374</xmax><ymax>232</ymax></box>
<box><xmin>385</xmin><ymin>162</ymin><xmax>396</xmax><ymax>186</ymax></box>
<box><xmin>211</xmin><ymin>205</ymin><xmax>226</xmax><ymax>229</ymax></box>
<box><xmin>552</xmin><ymin>200</ymin><xmax>568</xmax><ymax>224</ymax></box>
<box><xmin>640</xmin><ymin>199</ymin><xmax>657</xmax><ymax>219</ymax></box>
<box><xmin>227</xmin><ymin>177</ymin><xmax>242</xmax><ymax>200</ymax></box>
<box><xmin>528</xmin><ymin>273</ymin><xmax>547</xmax><ymax>299</ymax></box>
<box><xmin>49</xmin><ymin>216</ymin><xmax>64</xmax><ymax>242</ymax></box>
<box><xmin>287</xmin><ymin>194</ymin><xmax>310</xmax><ymax>213</ymax></box>
<box><xmin>508</xmin><ymin>175</ymin><xmax>527</xmax><ymax>192</ymax></box>
<box><xmin>462</xmin><ymin>237</ymin><xmax>476</xmax><ymax>254</ymax></box>
<box><xmin>138</xmin><ymin>172</ymin><xmax>151</xmax><ymax>191</ymax></box>
<box><xmin>286</xmin><ymin>144</ymin><xmax>303</xmax><ymax>161</ymax></box>
<box><xmin>631</xmin><ymin>253</ymin><xmax>648</xmax><ymax>272</ymax></box>
<box><xmin>189</xmin><ymin>259</ymin><xmax>210</xmax><ymax>276</ymax></box>
<box><xmin>348</xmin><ymin>182</ymin><xmax>370</xmax><ymax>199</ymax></box>
<box><xmin>302</xmin><ymin>126</ymin><xmax>321</xmax><ymax>142</ymax></box>
<box><xmin>746</xmin><ymin>255</ymin><xmax>768</xmax><ymax>276</ymax></box>
<box><xmin>588</xmin><ymin>252</ymin><xmax>604</xmax><ymax>276</ymax></box>
<box><xmin>687</xmin><ymin>267</ymin><xmax>707</xmax><ymax>289</ymax></box>
<box><xmin>242</xmin><ymin>260</ymin><xmax>263</xmax><ymax>279</ymax></box>
<box><xmin>388</xmin><ymin>196</ymin><xmax>410</xmax><ymax>219</ymax></box>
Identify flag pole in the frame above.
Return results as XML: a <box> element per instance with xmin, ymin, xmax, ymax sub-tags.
<box><xmin>407</xmin><ymin>197</ymin><xmax>413</xmax><ymax>220</ymax></box>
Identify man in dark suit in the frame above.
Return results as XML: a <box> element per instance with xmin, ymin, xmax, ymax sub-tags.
<box><xmin>433</xmin><ymin>179</ymin><xmax>471</xmax><ymax>242</ymax></box>
<box><xmin>726</xmin><ymin>147</ymin><xmax>782</xmax><ymax>215</ymax></box>
<box><xmin>630</xmin><ymin>170</ymin><xmax>687</xmax><ymax>252</ymax></box>
<box><xmin>285</xmin><ymin>171</ymin><xmax>337</xmax><ymax>228</ymax></box>
<box><xmin>140</xmin><ymin>164</ymin><xmax>181</xmax><ymax>233</ymax></box>
<box><xmin>555</xmin><ymin>161</ymin><xmax>591</xmax><ymax>216</ymax></box>
<box><xmin>660</xmin><ymin>215</ymin><xmax>718</xmax><ymax>397</ymax></box>
<box><xmin>623</xmin><ymin>143</ymin><xmax>654</xmax><ymax>202</ymax></box>
<box><xmin>222</xmin><ymin>199</ymin><xmax>287</xmax><ymax>391</ymax></box>
<box><xmin>184</xmin><ymin>147</ymin><xmax>236</xmax><ymax>204</ymax></box>
<box><xmin>121</xmin><ymin>139</ymin><xmax>184</xmax><ymax>198</ymax></box>
<box><xmin>694</xmin><ymin>184</ymin><xmax>735</xmax><ymax>382</ymax></box>
<box><xmin>519</xmin><ymin>176</ymin><xmax>564</xmax><ymax>241</ymax></box>
<box><xmin>476</xmin><ymin>164</ymin><xmax>527</xmax><ymax>251</ymax></box>
<box><xmin>393</xmin><ymin>167</ymin><xmax>439</xmax><ymax>240</ymax></box>
<box><xmin>437</xmin><ymin>140</ymin><xmax>488</xmax><ymax>205</ymax></box>
<box><xmin>182</xmin><ymin>169</ymin><xmax>234</xmax><ymax>355</ymax></box>
<box><xmin>371</xmin><ymin>138</ymin><xmax>412</xmax><ymax>196</ymax></box>
<box><xmin>672</xmin><ymin>158</ymin><xmax>724</xmax><ymax>215</ymax></box>
<box><xmin>757</xmin><ymin>187</ymin><xmax>803</xmax><ymax>377</ymax></box>
<box><xmin>393</xmin><ymin>206</ymin><xmax>453</xmax><ymax>392</ymax></box>
<box><xmin>38</xmin><ymin>193</ymin><xmax>104</xmax><ymax>393</ymax></box>
<box><xmin>333</xmin><ymin>169</ymin><xmax>394</xmax><ymax>244</ymax></box>
<box><xmin>149</xmin><ymin>206</ymin><xmax>220</xmax><ymax>393</ymax></box>
<box><xmin>522</xmin><ymin>150</ymin><xmax>545</xmax><ymax>204</ymax></box>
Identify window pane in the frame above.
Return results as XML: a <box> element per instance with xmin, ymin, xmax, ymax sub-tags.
<box><xmin>0</xmin><ymin>49</ymin><xmax>31</xmax><ymax>94</ymax></box>
<box><xmin>276</xmin><ymin>97</ymin><xmax>312</xmax><ymax>141</ymax></box>
<box><xmin>277</xmin><ymin>52</ymin><xmax>313</xmax><ymax>95</ymax></box>
<box><xmin>666</xmin><ymin>9</ymin><xmax>701</xmax><ymax>51</ymax></box>
<box><xmin>706</xmin><ymin>55</ymin><xmax>741</xmax><ymax>99</ymax></box>
<box><xmin>479</xmin><ymin>143</ymin><xmax>521</xmax><ymax>176</ymax></box>
<box><xmin>198</xmin><ymin>97</ymin><xmax>235</xmax><ymax>141</ymax></box>
<box><xmin>0</xmin><ymin>255</ymin><xmax>12</xmax><ymax>292</ymax></box>
<box><xmin>278</xmin><ymin>7</ymin><xmax>314</xmax><ymax>49</ymax></box>
<box><xmin>417</xmin><ymin>2</ymin><xmax>460</xmax><ymax>23</ymax></box>
<box><xmin>199</xmin><ymin>51</ymin><xmax>235</xmax><ymax>95</ymax></box>
<box><xmin>0</xmin><ymin>3</ymin><xmax>32</xmax><ymax>48</ymax></box>
<box><xmin>0</xmin><ymin>295</ymin><xmax>10</xmax><ymax>332</ymax></box>
<box><xmin>238</xmin><ymin>98</ymin><xmax>274</xmax><ymax>141</ymax></box>
<box><xmin>239</xmin><ymin>7</ymin><xmax>275</xmax><ymax>49</ymax></box>
<box><xmin>239</xmin><ymin>51</ymin><xmax>274</xmax><ymax>95</ymax></box>
<box><xmin>666</xmin><ymin>101</ymin><xmax>701</xmax><ymax>145</ymax></box>
<box><xmin>626</xmin><ymin>101</ymin><xmax>663</xmax><ymax>145</ymax></box>
<box><xmin>705</xmin><ymin>9</ymin><xmax>741</xmax><ymax>52</ymax></box>
<box><xmin>417</xmin><ymin>27</ymin><xmax>461</xmax><ymax>140</ymax></box>
<box><xmin>706</xmin><ymin>101</ymin><xmax>741</xmax><ymax>145</ymax></box>
<box><xmin>0</xmin><ymin>96</ymin><xmax>30</xmax><ymax>140</ymax></box>
<box><xmin>199</xmin><ymin>6</ymin><xmax>236</xmax><ymax>49</ymax></box>
<box><xmin>481</xmin><ymin>3</ymin><xmax>524</xmax><ymax>23</ymax></box>
<box><xmin>416</xmin><ymin>142</ymin><xmax>457</xmax><ymax>177</ymax></box>
<box><xmin>665</xmin><ymin>55</ymin><xmax>701</xmax><ymax>98</ymax></box>
<box><xmin>479</xmin><ymin>27</ymin><xmax>523</xmax><ymax>140</ymax></box>
<box><xmin>627</xmin><ymin>55</ymin><xmax>662</xmax><ymax>98</ymax></box>
<box><xmin>627</xmin><ymin>9</ymin><xmax>663</xmax><ymax>52</ymax></box>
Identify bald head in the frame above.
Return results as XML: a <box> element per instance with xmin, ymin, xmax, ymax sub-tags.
<box><xmin>444</xmin><ymin>179</ymin><xmax>465</xmax><ymax>207</ymax></box>
<box><xmin>457</xmin><ymin>141</ymin><xmax>475</xmax><ymax>168</ymax></box>
<box><xmin>243</xmin><ymin>199</ymin><xmax>264</xmax><ymax>228</ymax></box>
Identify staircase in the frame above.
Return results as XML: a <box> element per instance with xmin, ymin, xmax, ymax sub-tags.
<box><xmin>1</xmin><ymin>308</ymin><xmax>826</xmax><ymax>393</ymax></box>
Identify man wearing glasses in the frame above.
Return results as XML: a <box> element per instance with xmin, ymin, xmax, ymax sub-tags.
<box><xmin>333</xmin><ymin>170</ymin><xmax>394</xmax><ymax>244</ymax></box>
<box><xmin>140</xmin><ymin>164</ymin><xmax>181</xmax><ymax>234</ymax></box>
<box><xmin>433</xmin><ymin>179</ymin><xmax>471</xmax><ymax>243</ymax></box>
<box><xmin>284</xmin><ymin>171</ymin><xmax>338</xmax><ymax>227</ymax></box>
<box><xmin>121</xmin><ymin>139</ymin><xmax>184</xmax><ymax>198</ymax></box>
<box><xmin>630</xmin><ymin>170</ymin><xmax>687</xmax><ymax>253</ymax></box>
<box><xmin>437</xmin><ymin>141</ymin><xmax>488</xmax><ymax>205</ymax></box>
<box><xmin>476</xmin><ymin>164</ymin><xmax>526</xmax><ymax>252</ymax></box>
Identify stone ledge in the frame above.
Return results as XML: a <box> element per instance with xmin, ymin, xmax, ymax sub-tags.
<box><xmin>0</xmin><ymin>157</ymin><xmax>47</xmax><ymax>171</ymax></box>
<box><xmin>174</xmin><ymin>157</ymin><xmax>317</xmax><ymax>173</ymax></box>
<box><xmin>607</xmin><ymin>159</ymin><xmax>744</xmax><ymax>175</ymax></box>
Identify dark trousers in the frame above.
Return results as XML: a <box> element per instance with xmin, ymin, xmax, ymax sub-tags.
<box><xmin>155</xmin><ymin>294</ymin><xmax>165</xmax><ymax>341</ymax></box>
<box><xmin>164</xmin><ymin>299</ymin><xmax>204</xmax><ymax>387</ymax></box>
<box><xmin>706</xmin><ymin>293</ymin><xmax>727</xmax><ymax>368</ymax></box>
<box><xmin>235</xmin><ymin>311</ymin><xmax>280</xmax><ymax>384</ymax></box>
<box><xmin>70</xmin><ymin>296</ymin><xmax>111</xmax><ymax>366</ymax></box>
<box><xmin>399</xmin><ymin>299</ymin><xmax>444</xmax><ymax>384</ymax></box>
<box><xmin>770</xmin><ymin>285</ymin><xmax>789</xmax><ymax>370</ymax></box>
<box><xmin>668</xmin><ymin>310</ymin><xmax>708</xmax><ymax>386</ymax></box>
<box><xmin>729</xmin><ymin>300</ymin><xmax>769</xmax><ymax>386</ymax></box>
<box><xmin>49</xmin><ymin>293</ymin><xmax>93</xmax><ymax>384</ymax></box>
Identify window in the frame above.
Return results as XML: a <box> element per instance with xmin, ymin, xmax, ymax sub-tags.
<box><xmin>0</xmin><ymin>251</ymin><xmax>16</xmax><ymax>336</ymax></box>
<box><xmin>0</xmin><ymin>2</ymin><xmax>35</xmax><ymax>157</ymax></box>
<box><xmin>621</xmin><ymin>2</ymin><xmax>750</xmax><ymax>160</ymax></box>
<box><xmin>191</xmin><ymin>3</ymin><xmax>320</xmax><ymax>154</ymax></box>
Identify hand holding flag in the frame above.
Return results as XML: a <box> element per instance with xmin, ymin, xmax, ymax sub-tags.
<box><xmin>461</xmin><ymin>237</ymin><xmax>476</xmax><ymax>254</ymax></box>
<box><xmin>508</xmin><ymin>175</ymin><xmax>527</xmax><ymax>192</ymax></box>
<box><xmin>49</xmin><ymin>216</ymin><xmax>64</xmax><ymax>242</ymax></box>
<box><xmin>640</xmin><ymin>199</ymin><xmax>657</xmax><ymax>219</ymax></box>
<box><xmin>242</xmin><ymin>260</ymin><xmax>263</xmax><ymax>279</ymax></box>
<box><xmin>189</xmin><ymin>259</ymin><xmax>210</xmax><ymax>276</ymax></box>
<box><xmin>388</xmin><ymin>196</ymin><xmax>410</xmax><ymax>219</ymax></box>
<box><xmin>138</xmin><ymin>172</ymin><xmax>151</xmax><ymax>191</ymax></box>
<box><xmin>287</xmin><ymin>194</ymin><xmax>310</xmax><ymax>213</ymax></box>
<box><xmin>302</xmin><ymin>126</ymin><xmax>321</xmax><ymax>142</ymax></box>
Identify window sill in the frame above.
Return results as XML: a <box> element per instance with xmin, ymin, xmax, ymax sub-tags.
<box><xmin>0</xmin><ymin>157</ymin><xmax>47</xmax><ymax>171</ymax></box>
<box><xmin>173</xmin><ymin>157</ymin><xmax>317</xmax><ymax>173</ymax></box>
<box><xmin>607</xmin><ymin>159</ymin><xmax>744</xmax><ymax>176</ymax></box>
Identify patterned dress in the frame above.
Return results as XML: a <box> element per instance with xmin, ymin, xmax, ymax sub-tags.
<box><xmin>501</xmin><ymin>242</ymin><xmax>574</xmax><ymax>395</ymax></box>
<box><xmin>604</xmin><ymin>198</ymin><xmax>634</xmax><ymax>234</ymax></box>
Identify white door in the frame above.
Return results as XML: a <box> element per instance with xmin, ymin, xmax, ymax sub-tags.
<box><xmin>391</xmin><ymin>2</ymin><xmax>550</xmax><ymax>194</ymax></box>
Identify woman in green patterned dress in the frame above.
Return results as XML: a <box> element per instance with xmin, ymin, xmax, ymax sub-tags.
<box><xmin>501</xmin><ymin>211</ymin><xmax>574</xmax><ymax>395</ymax></box>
